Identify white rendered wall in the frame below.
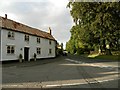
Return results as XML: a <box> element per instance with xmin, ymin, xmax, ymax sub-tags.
<box><xmin>1</xmin><ymin>29</ymin><xmax>56</xmax><ymax>61</ymax></box>
<box><xmin>0</xmin><ymin>28</ymin><xmax>1</xmax><ymax>61</ymax></box>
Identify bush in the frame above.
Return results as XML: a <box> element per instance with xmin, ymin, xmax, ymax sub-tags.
<box><xmin>19</xmin><ymin>54</ymin><xmax>23</xmax><ymax>59</ymax></box>
<box><xmin>34</xmin><ymin>53</ymin><xmax>37</xmax><ymax>58</ymax></box>
<box><xmin>76</xmin><ymin>48</ymin><xmax>84</xmax><ymax>55</ymax></box>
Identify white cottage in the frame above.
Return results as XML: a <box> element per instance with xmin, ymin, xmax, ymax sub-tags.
<box><xmin>0</xmin><ymin>14</ymin><xmax>57</xmax><ymax>61</ymax></box>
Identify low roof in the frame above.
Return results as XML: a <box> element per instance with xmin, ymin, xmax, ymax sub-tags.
<box><xmin>0</xmin><ymin>16</ymin><xmax>56</xmax><ymax>41</ymax></box>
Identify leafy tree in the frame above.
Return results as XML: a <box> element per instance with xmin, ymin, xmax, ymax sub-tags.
<box><xmin>66</xmin><ymin>2</ymin><xmax>120</xmax><ymax>55</ymax></box>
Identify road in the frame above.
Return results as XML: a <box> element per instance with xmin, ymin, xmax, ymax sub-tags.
<box><xmin>2</xmin><ymin>55</ymin><xmax>120</xmax><ymax>89</ymax></box>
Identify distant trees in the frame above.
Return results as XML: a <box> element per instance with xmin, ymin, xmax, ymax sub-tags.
<box><xmin>66</xmin><ymin>2</ymin><xmax>120</xmax><ymax>55</ymax></box>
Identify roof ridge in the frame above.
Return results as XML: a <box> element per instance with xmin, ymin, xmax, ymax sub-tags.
<box><xmin>0</xmin><ymin>15</ymin><xmax>56</xmax><ymax>41</ymax></box>
<box><xmin>1</xmin><ymin>16</ymin><xmax>48</xmax><ymax>34</ymax></box>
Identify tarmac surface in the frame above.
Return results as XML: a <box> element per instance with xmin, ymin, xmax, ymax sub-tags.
<box><xmin>1</xmin><ymin>55</ymin><xmax>120</xmax><ymax>89</ymax></box>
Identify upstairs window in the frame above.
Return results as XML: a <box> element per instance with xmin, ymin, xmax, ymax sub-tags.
<box><xmin>8</xmin><ymin>31</ymin><xmax>15</xmax><ymax>39</ymax></box>
<box><xmin>25</xmin><ymin>35</ymin><xmax>29</xmax><ymax>42</ymax></box>
<box><xmin>37</xmin><ymin>47</ymin><xmax>41</xmax><ymax>55</ymax></box>
<box><xmin>37</xmin><ymin>37</ymin><xmax>41</xmax><ymax>43</ymax></box>
<box><xmin>49</xmin><ymin>40</ymin><xmax>51</xmax><ymax>45</ymax></box>
<box><xmin>11</xmin><ymin>32</ymin><xmax>14</xmax><ymax>38</ymax></box>
<box><xmin>7</xmin><ymin>45</ymin><xmax>15</xmax><ymax>54</ymax></box>
<box><xmin>8</xmin><ymin>32</ymin><xmax>11</xmax><ymax>37</ymax></box>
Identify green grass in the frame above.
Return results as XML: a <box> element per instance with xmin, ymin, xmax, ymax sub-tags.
<box><xmin>88</xmin><ymin>54</ymin><xmax>120</xmax><ymax>60</ymax></box>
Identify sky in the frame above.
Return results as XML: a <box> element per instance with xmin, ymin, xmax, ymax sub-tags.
<box><xmin>0</xmin><ymin>0</ymin><xmax>74</xmax><ymax>49</ymax></box>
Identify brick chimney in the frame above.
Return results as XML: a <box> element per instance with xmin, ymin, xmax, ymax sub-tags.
<box><xmin>48</xmin><ymin>27</ymin><xmax>52</xmax><ymax>35</ymax></box>
<box><xmin>5</xmin><ymin>14</ymin><xmax>7</xmax><ymax>19</ymax></box>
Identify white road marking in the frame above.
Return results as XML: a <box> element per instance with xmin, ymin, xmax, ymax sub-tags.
<box><xmin>2</xmin><ymin>78</ymin><xmax>119</xmax><ymax>88</ymax></box>
<box><xmin>45</xmin><ymin>82</ymin><xmax>87</xmax><ymax>87</ymax></box>
<box><xmin>2</xmin><ymin>58</ymin><xmax>119</xmax><ymax>88</ymax></box>
<box><xmin>65</xmin><ymin>58</ymin><xmax>119</xmax><ymax>71</ymax></box>
<box><xmin>97</xmin><ymin>78</ymin><xmax>119</xmax><ymax>83</ymax></box>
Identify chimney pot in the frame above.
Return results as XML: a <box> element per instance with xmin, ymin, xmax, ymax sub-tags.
<box><xmin>5</xmin><ymin>14</ymin><xmax>7</xmax><ymax>19</ymax></box>
<box><xmin>48</xmin><ymin>27</ymin><xmax>52</xmax><ymax>35</ymax></box>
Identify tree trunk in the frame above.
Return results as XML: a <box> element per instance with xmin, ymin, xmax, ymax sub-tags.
<box><xmin>105</xmin><ymin>44</ymin><xmax>112</xmax><ymax>55</ymax></box>
<box><xmin>105</xmin><ymin>49</ymin><xmax>112</xmax><ymax>55</ymax></box>
<box><xmin>98</xmin><ymin>45</ymin><xmax>102</xmax><ymax>54</ymax></box>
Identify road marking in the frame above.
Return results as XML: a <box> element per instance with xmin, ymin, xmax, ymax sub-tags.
<box><xmin>97</xmin><ymin>78</ymin><xmax>119</xmax><ymax>83</ymax></box>
<box><xmin>65</xmin><ymin>58</ymin><xmax>119</xmax><ymax>71</ymax></box>
<box><xmin>45</xmin><ymin>82</ymin><xmax>87</xmax><ymax>88</ymax></box>
<box><xmin>2</xmin><ymin>77</ymin><xmax>119</xmax><ymax>88</ymax></box>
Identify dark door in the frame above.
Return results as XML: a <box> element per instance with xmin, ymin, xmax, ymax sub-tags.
<box><xmin>24</xmin><ymin>47</ymin><xmax>29</xmax><ymax>61</ymax></box>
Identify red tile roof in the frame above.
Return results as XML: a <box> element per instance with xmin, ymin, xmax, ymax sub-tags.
<box><xmin>0</xmin><ymin>16</ymin><xmax>56</xmax><ymax>41</ymax></box>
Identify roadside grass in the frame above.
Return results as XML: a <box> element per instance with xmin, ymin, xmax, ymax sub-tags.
<box><xmin>88</xmin><ymin>54</ymin><xmax>119</xmax><ymax>60</ymax></box>
<box><xmin>71</xmin><ymin>51</ymin><xmax>120</xmax><ymax>60</ymax></box>
<box><xmin>87</xmin><ymin>52</ymin><xmax>120</xmax><ymax>60</ymax></box>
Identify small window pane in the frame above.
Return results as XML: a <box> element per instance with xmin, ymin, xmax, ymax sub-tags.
<box><xmin>7</xmin><ymin>46</ymin><xmax>10</xmax><ymax>50</ymax></box>
<box><xmin>7</xmin><ymin>50</ymin><xmax>10</xmax><ymax>53</ymax></box>
<box><xmin>11</xmin><ymin>32</ymin><xmax>14</xmax><ymax>38</ymax></box>
<box><xmin>11</xmin><ymin>50</ymin><xmax>14</xmax><ymax>53</ymax></box>
<box><xmin>11</xmin><ymin>46</ymin><xmax>14</xmax><ymax>50</ymax></box>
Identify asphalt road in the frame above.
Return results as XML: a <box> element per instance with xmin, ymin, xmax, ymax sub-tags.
<box><xmin>1</xmin><ymin>55</ymin><xmax>120</xmax><ymax>89</ymax></box>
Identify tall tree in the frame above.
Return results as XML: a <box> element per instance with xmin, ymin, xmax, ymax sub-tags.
<box><xmin>67</xmin><ymin>2</ymin><xmax>120</xmax><ymax>55</ymax></box>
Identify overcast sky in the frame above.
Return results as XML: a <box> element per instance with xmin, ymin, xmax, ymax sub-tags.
<box><xmin>0</xmin><ymin>0</ymin><xmax>73</xmax><ymax>49</ymax></box>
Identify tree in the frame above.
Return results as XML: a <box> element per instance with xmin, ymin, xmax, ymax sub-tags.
<box><xmin>67</xmin><ymin>2</ymin><xmax>120</xmax><ymax>55</ymax></box>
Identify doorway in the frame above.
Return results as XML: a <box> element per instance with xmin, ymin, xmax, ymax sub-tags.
<box><xmin>24</xmin><ymin>47</ymin><xmax>29</xmax><ymax>61</ymax></box>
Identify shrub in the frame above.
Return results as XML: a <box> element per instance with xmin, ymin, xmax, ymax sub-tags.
<box><xmin>19</xmin><ymin>54</ymin><xmax>23</xmax><ymax>59</ymax></box>
<box><xmin>34</xmin><ymin>53</ymin><xmax>37</xmax><ymax>58</ymax></box>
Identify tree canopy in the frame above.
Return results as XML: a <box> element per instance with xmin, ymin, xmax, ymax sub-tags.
<box><xmin>66</xmin><ymin>2</ymin><xmax>120</xmax><ymax>55</ymax></box>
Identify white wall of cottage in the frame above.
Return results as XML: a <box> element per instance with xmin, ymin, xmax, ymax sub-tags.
<box><xmin>1</xmin><ymin>28</ymin><xmax>56</xmax><ymax>61</ymax></box>
<box><xmin>0</xmin><ymin>28</ymin><xmax>1</xmax><ymax>61</ymax></box>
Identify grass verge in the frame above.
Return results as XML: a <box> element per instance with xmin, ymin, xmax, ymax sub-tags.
<box><xmin>88</xmin><ymin>54</ymin><xmax>120</xmax><ymax>60</ymax></box>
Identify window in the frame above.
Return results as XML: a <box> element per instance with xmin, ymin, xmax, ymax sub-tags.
<box><xmin>7</xmin><ymin>45</ymin><xmax>15</xmax><ymax>54</ymax></box>
<box><xmin>8</xmin><ymin>31</ymin><xmax>15</xmax><ymax>39</ymax></box>
<box><xmin>49</xmin><ymin>40</ymin><xmax>51</xmax><ymax>45</ymax></box>
<box><xmin>25</xmin><ymin>35</ymin><xmax>29</xmax><ymax>41</ymax></box>
<box><xmin>37</xmin><ymin>37</ymin><xmax>41</xmax><ymax>43</ymax></box>
<box><xmin>11</xmin><ymin>32</ymin><xmax>14</xmax><ymax>38</ymax></box>
<box><xmin>49</xmin><ymin>49</ymin><xmax>52</xmax><ymax>54</ymax></box>
<box><xmin>8</xmin><ymin>32</ymin><xmax>11</xmax><ymax>38</ymax></box>
<box><xmin>36</xmin><ymin>47</ymin><xmax>41</xmax><ymax>54</ymax></box>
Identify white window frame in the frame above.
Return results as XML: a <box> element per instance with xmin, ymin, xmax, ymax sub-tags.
<box><xmin>25</xmin><ymin>34</ymin><xmax>29</xmax><ymax>42</ymax></box>
<box><xmin>36</xmin><ymin>47</ymin><xmax>41</xmax><ymax>55</ymax></box>
<box><xmin>7</xmin><ymin>45</ymin><xmax>15</xmax><ymax>54</ymax></box>
<box><xmin>37</xmin><ymin>37</ymin><xmax>41</xmax><ymax>43</ymax></box>
<box><xmin>49</xmin><ymin>49</ymin><xmax>52</xmax><ymax>54</ymax></box>
<box><xmin>8</xmin><ymin>31</ymin><xmax>15</xmax><ymax>39</ymax></box>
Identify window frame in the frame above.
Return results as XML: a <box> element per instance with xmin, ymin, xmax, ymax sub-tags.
<box><xmin>36</xmin><ymin>47</ymin><xmax>41</xmax><ymax>55</ymax></box>
<box><xmin>37</xmin><ymin>37</ymin><xmax>41</xmax><ymax>43</ymax></box>
<box><xmin>7</xmin><ymin>45</ymin><xmax>15</xmax><ymax>54</ymax></box>
<box><xmin>25</xmin><ymin>34</ymin><xmax>29</xmax><ymax>42</ymax></box>
<box><xmin>49</xmin><ymin>49</ymin><xmax>52</xmax><ymax>54</ymax></box>
<box><xmin>8</xmin><ymin>31</ymin><xmax>15</xmax><ymax>39</ymax></box>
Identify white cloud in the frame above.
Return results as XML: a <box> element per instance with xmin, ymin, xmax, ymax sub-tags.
<box><xmin>0</xmin><ymin>0</ymin><xmax>73</xmax><ymax>49</ymax></box>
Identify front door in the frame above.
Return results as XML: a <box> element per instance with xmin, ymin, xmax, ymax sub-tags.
<box><xmin>24</xmin><ymin>47</ymin><xmax>29</xmax><ymax>61</ymax></box>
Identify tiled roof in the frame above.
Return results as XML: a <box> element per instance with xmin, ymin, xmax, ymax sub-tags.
<box><xmin>0</xmin><ymin>16</ymin><xmax>56</xmax><ymax>41</ymax></box>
